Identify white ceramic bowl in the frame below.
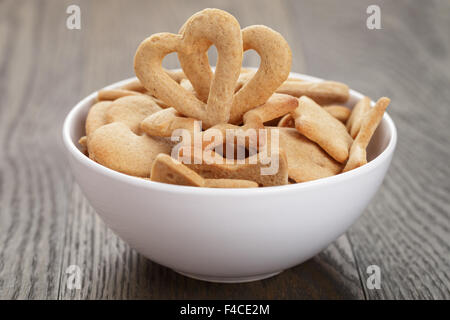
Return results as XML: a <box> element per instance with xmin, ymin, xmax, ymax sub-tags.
<box><xmin>62</xmin><ymin>71</ymin><xmax>397</xmax><ymax>283</ymax></box>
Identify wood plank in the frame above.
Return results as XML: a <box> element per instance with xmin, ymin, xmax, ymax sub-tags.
<box><xmin>5</xmin><ymin>0</ymin><xmax>449</xmax><ymax>300</ymax></box>
<box><xmin>0</xmin><ymin>0</ymin><xmax>85</xmax><ymax>299</ymax></box>
<box><xmin>285</xmin><ymin>0</ymin><xmax>450</xmax><ymax>299</ymax></box>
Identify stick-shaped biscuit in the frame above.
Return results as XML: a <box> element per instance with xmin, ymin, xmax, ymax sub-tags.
<box><xmin>292</xmin><ymin>96</ymin><xmax>353</xmax><ymax>163</ymax></box>
<box><xmin>346</xmin><ymin>96</ymin><xmax>371</xmax><ymax>138</ymax></box>
<box><xmin>276</xmin><ymin>81</ymin><xmax>349</xmax><ymax>105</ymax></box>
<box><xmin>106</xmin><ymin>95</ymin><xmax>162</xmax><ymax>135</ymax></box>
<box><xmin>140</xmin><ymin>107</ymin><xmax>197</xmax><ymax>137</ymax></box>
<box><xmin>275</xmin><ymin>128</ymin><xmax>342</xmax><ymax>182</ymax></box>
<box><xmin>151</xmin><ymin>153</ymin><xmax>204</xmax><ymax>186</ymax></box>
<box><xmin>343</xmin><ymin>97</ymin><xmax>390</xmax><ymax>172</ymax></box>
<box><xmin>323</xmin><ymin>105</ymin><xmax>351</xmax><ymax>122</ymax></box>
<box><xmin>243</xmin><ymin>93</ymin><xmax>298</xmax><ymax>129</ymax></box>
<box><xmin>278</xmin><ymin>105</ymin><xmax>351</xmax><ymax>128</ymax></box>
<box><xmin>151</xmin><ymin>154</ymin><xmax>258</xmax><ymax>188</ymax></box>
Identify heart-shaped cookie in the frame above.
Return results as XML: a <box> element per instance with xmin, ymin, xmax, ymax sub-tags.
<box><xmin>178</xmin><ymin>25</ymin><xmax>292</xmax><ymax>125</ymax></box>
<box><xmin>134</xmin><ymin>8</ymin><xmax>243</xmax><ymax>127</ymax></box>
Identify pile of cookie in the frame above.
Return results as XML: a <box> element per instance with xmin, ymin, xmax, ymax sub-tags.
<box><xmin>79</xmin><ymin>8</ymin><xmax>390</xmax><ymax>188</ymax></box>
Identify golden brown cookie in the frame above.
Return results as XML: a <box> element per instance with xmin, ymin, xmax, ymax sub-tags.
<box><xmin>105</xmin><ymin>95</ymin><xmax>162</xmax><ymax>135</ymax></box>
<box><xmin>134</xmin><ymin>8</ymin><xmax>243</xmax><ymax>127</ymax></box>
<box><xmin>343</xmin><ymin>97</ymin><xmax>390</xmax><ymax>172</ymax></box>
<box><xmin>276</xmin><ymin>81</ymin><xmax>349</xmax><ymax>105</ymax></box>
<box><xmin>276</xmin><ymin>128</ymin><xmax>342</xmax><ymax>182</ymax></box>
<box><xmin>85</xmin><ymin>101</ymin><xmax>112</xmax><ymax>137</ymax></box>
<box><xmin>78</xmin><ymin>136</ymin><xmax>88</xmax><ymax>153</ymax></box>
<box><xmin>121</xmin><ymin>79</ymin><xmax>147</xmax><ymax>93</ymax></box>
<box><xmin>97</xmin><ymin>89</ymin><xmax>142</xmax><ymax>101</ymax></box>
<box><xmin>88</xmin><ymin>122</ymin><xmax>172</xmax><ymax>177</ymax></box>
<box><xmin>177</xmin><ymin>24</ymin><xmax>292</xmax><ymax>125</ymax></box>
<box><xmin>164</xmin><ymin>69</ymin><xmax>187</xmax><ymax>83</ymax></box>
<box><xmin>179</xmin><ymin>146</ymin><xmax>289</xmax><ymax>187</ymax></box>
<box><xmin>144</xmin><ymin>95</ymin><xmax>171</xmax><ymax>109</ymax></box>
<box><xmin>346</xmin><ymin>96</ymin><xmax>371</xmax><ymax>138</ymax></box>
<box><xmin>151</xmin><ymin>154</ymin><xmax>258</xmax><ymax>188</ymax></box>
<box><xmin>243</xmin><ymin>93</ymin><xmax>299</xmax><ymax>129</ymax></box>
<box><xmin>199</xmin><ymin>94</ymin><xmax>298</xmax><ymax>152</ymax></box>
<box><xmin>140</xmin><ymin>107</ymin><xmax>197</xmax><ymax>137</ymax></box>
<box><xmin>278</xmin><ymin>105</ymin><xmax>350</xmax><ymax>128</ymax></box>
<box><xmin>229</xmin><ymin>25</ymin><xmax>292</xmax><ymax>124</ymax></box>
<box><xmin>323</xmin><ymin>105</ymin><xmax>351</xmax><ymax>122</ymax></box>
<box><xmin>292</xmin><ymin>96</ymin><xmax>353</xmax><ymax>163</ymax></box>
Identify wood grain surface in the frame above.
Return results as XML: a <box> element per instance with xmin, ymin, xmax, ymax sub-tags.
<box><xmin>0</xmin><ymin>0</ymin><xmax>448</xmax><ymax>300</ymax></box>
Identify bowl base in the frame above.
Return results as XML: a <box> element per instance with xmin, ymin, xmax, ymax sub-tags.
<box><xmin>173</xmin><ymin>270</ymin><xmax>283</xmax><ymax>283</ymax></box>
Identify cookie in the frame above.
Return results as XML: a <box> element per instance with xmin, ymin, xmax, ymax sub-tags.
<box><xmin>88</xmin><ymin>122</ymin><xmax>172</xmax><ymax>177</ymax></box>
<box><xmin>85</xmin><ymin>101</ymin><xmax>112</xmax><ymax>137</ymax></box>
<box><xmin>323</xmin><ymin>105</ymin><xmax>351</xmax><ymax>122</ymax></box>
<box><xmin>97</xmin><ymin>89</ymin><xmax>142</xmax><ymax>101</ymax></box>
<box><xmin>121</xmin><ymin>79</ymin><xmax>147</xmax><ymax>93</ymax></box>
<box><xmin>80</xmin><ymin>8</ymin><xmax>392</xmax><ymax>188</ymax></box>
<box><xmin>229</xmin><ymin>25</ymin><xmax>292</xmax><ymax>124</ymax></box>
<box><xmin>151</xmin><ymin>154</ymin><xmax>258</xmax><ymax>188</ymax></box>
<box><xmin>276</xmin><ymin>128</ymin><xmax>342</xmax><ymax>182</ymax></box>
<box><xmin>78</xmin><ymin>136</ymin><xmax>87</xmax><ymax>152</ymax></box>
<box><xmin>135</xmin><ymin>8</ymin><xmax>243</xmax><ymax>127</ymax></box>
<box><xmin>105</xmin><ymin>95</ymin><xmax>162</xmax><ymax>134</ymax></box>
<box><xmin>243</xmin><ymin>93</ymin><xmax>299</xmax><ymax>129</ymax></box>
<box><xmin>278</xmin><ymin>105</ymin><xmax>351</xmax><ymax>128</ymax></box>
<box><xmin>343</xmin><ymin>97</ymin><xmax>390</xmax><ymax>172</ymax></box>
<box><xmin>179</xmin><ymin>78</ymin><xmax>196</xmax><ymax>96</ymax></box>
<box><xmin>346</xmin><ymin>96</ymin><xmax>371</xmax><ymax>138</ymax></box>
<box><xmin>177</xmin><ymin>24</ymin><xmax>292</xmax><ymax>125</ymax></box>
<box><xmin>276</xmin><ymin>81</ymin><xmax>349</xmax><ymax>105</ymax></box>
<box><xmin>198</xmin><ymin>94</ymin><xmax>298</xmax><ymax>152</ymax></box>
<box><xmin>292</xmin><ymin>96</ymin><xmax>353</xmax><ymax>163</ymax></box>
<box><xmin>144</xmin><ymin>95</ymin><xmax>171</xmax><ymax>109</ymax></box>
<box><xmin>140</xmin><ymin>107</ymin><xmax>197</xmax><ymax>137</ymax></box>
<box><xmin>180</xmin><ymin>146</ymin><xmax>289</xmax><ymax>187</ymax></box>
<box><xmin>164</xmin><ymin>69</ymin><xmax>187</xmax><ymax>83</ymax></box>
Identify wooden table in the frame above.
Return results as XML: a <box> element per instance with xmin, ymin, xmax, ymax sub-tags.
<box><xmin>0</xmin><ymin>0</ymin><xmax>449</xmax><ymax>300</ymax></box>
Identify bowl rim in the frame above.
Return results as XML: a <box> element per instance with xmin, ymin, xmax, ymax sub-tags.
<box><xmin>62</xmin><ymin>70</ymin><xmax>397</xmax><ymax>195</ymax></box>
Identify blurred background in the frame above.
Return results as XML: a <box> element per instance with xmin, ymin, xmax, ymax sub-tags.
<box><xmin>0</xmin><ymin>0</ymin><xmax>449</xmax><ymax>299</ymax></box>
